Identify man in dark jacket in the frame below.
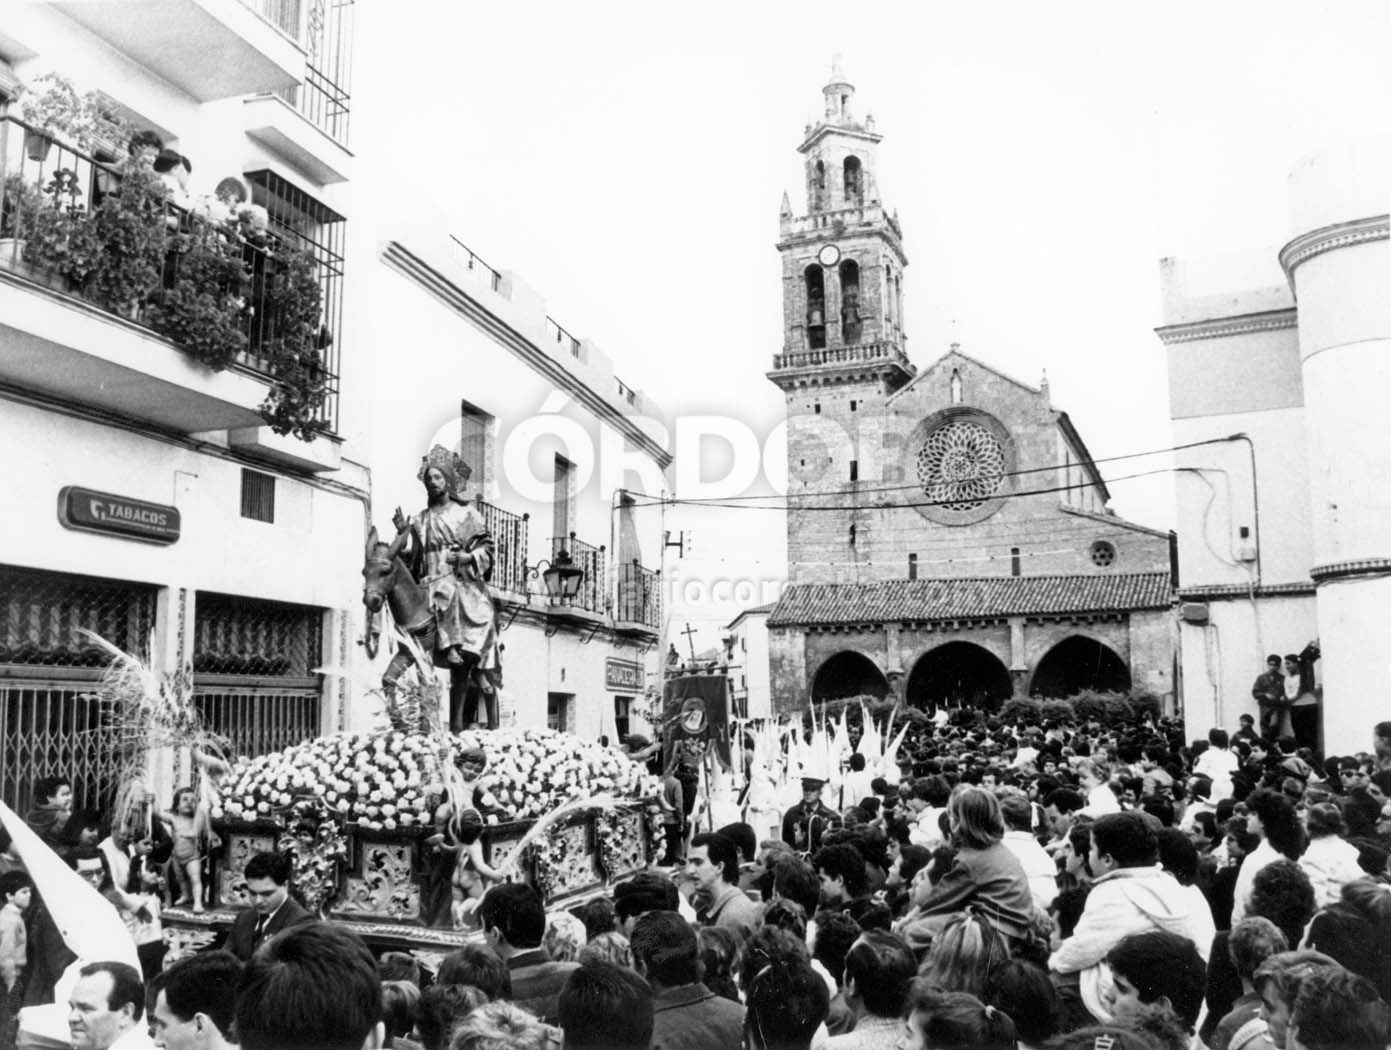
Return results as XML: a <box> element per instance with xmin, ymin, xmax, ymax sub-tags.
<box><xmin>1251</xmin><ymin>654</ymin><xmax>1286</xmax><ymax>741</ymax></box>
<box><xmin>224</xmin><ymin>851</ymin><xmax>313</xmax><ymax>961</ymax></box>
<box><xmin>781</xmin><ymin>778</ymin><xmax>839</xmax><ymax>854</ymax></box>
<box><xmin>631</xmin><ymin>910</ymin><xmax>743</xmax><ymax>1050</ymax></box>
<box><xmin>479</xmin><ymin>883</ymin><xmax>576</xmax><ymax>1025</ymax></box>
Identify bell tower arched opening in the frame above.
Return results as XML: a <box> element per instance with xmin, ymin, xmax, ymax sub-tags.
<box><xmin>839</xmin><ymin>259</ymin><xmax>861</xmax><ymax>344</ymax></box>
<box><xmin>804</xmin><ymin>265</ymin><xmax>826</xmax><ymax>349</ymax></box>
<box><xmin>843</xmin><ymin>155</ymin><xmax>863</xmax><ymax>206</ymax></box>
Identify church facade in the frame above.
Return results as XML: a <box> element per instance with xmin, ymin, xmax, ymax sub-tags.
<box><xmin>765</xmin><ymin>67</ymin><xmax>1176</xmax><ymax>714</ymax></box>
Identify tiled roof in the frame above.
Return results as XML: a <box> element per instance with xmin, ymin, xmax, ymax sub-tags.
<box><xmin>768</xmin><ymin>572</ymin><xmax>1173</xmax><ymax>627</ymax></box>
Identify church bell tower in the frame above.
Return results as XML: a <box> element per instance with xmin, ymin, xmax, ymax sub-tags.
<box><xmin>770</xmin><ymin>61</ymin><xmax>915</xmax><ymax>585</ymax></box>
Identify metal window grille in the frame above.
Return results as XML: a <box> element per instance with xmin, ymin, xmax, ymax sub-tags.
<box><xmin>0</xmin><ymin>564</ymin><xmax>156</xmax><ymax>668</ymax></box>
<box><xmin>244</xmin><ymin>169</ymin><xmax>345</xmax><ymax>433</ymax></box>
<box><xmin>552</xmin><ymin>535</ymin><xmax>607</xmax><ymax>615</ymax></box>
<box><xmin>245</xmin><ymin>0</ymin><xmax>354</xmax><ymax>144</ymax></box>
<box><xmin>474</xmin><ymin>497</ymin><xmax>529</xmax><ymax>597</ymax></box>
<box><xmin>194</xmin><ymin>685</ymin><xmax>320</xmax><ymax>759</ymax></box>
<box><xmin>192</xmin><ymin>592</ymin><xmax>322</xmax><ymax>678</ymax></box>
<box><xmin>240</xmin><ymin>469</ymin><xmax>276</xmax><ymax>523</ymax></box>
<box><xmin>0</xmin><ymin>565</ymin><xmax>157</xmax><ymax>812</ymax></box>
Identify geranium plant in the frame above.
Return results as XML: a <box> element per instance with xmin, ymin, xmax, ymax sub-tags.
<box><xmin>145</xmin><ymin>213</ymin><xmax>250</xmax><ymax>369</ymax></box>
<box><xmin>86</xmin><ymin>156</ymin><xmax>169</xmax><ymax>316</ymax></box>
<box><xmin>15</xmin><ymin>73</ymin><xmax>92</xmax><ymax>158</ymax></box>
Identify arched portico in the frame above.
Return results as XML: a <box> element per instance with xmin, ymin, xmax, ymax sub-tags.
<box><xmin>905</xmin><ymin>641</ymin><xmax>1013</xmax><ymax>712</ymax></box>
<box><xmin>810</xmin><ymin>650</ymin><xmax>890</xmax><ymax>703</ymax></box>
<box><xmin>1030</xmin><ymin>635</ymin><xmax>1131</xmax><ymax>697</ymax></box>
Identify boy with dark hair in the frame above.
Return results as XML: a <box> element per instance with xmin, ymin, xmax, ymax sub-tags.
<box><xmin>1105</xmin><ymin>930</ymin><xmax>1207</xmax><ymax>1033</ymax></box>
<box><xmin>234</xmin><ymin>922</ymin><xmax>383</xmax><ymax>1050</ymax></box>
<box><xmin>478</xmin><ymin>882</ymin><xmax>576</xmax><ymax>1024</ymax></box>
<box><xmin>812</xmin><ymin>844</ymin><xmax>867</xmax><ymax>908</ymax></box>
<box><xmin>436</xmin><ymin>942</ymin><xmax>512</xmax><ymax>999</ymax></box>
<box><xmin>558</xmin><ymin>961</ymin><xmax>654</xmax><ymax>1050</ymax></box>
<box><xmin>0</xmin><ymin>871</ymin><xmax>31</xmax><ymax>1045</ymax></box>
<box><xmin>25</xmin><ymin>776</ymin><xmax>72</xmax><ymax>846</ymax></box>
<box><xmin>149</xmin><ymin>950</ymin><xmax>242</xmax><ymax>1050</ymax></box>
<box><xmin>1050</xmin><ymin>812</ymin><xmax>1211</xmax><ymax>1022</ymax></box>
<box><xmin>630</xmin><ymin>911</ymin><xmax>743</xmax><ymax>1050</ymax></box>
<box><xmin>833</xmin><ymin>931</ymin><xmax>916</xmax><ymax>1047</ymax></box>
<box><xmin>1207</xmin><ymin>917</ymin><xmax>1287</xmax><ymax>1050</ymax></box>
<box><xmin>744</xmin><ymin>957</ymin><xmax>828</xmax><ymax>1050</ymax></box>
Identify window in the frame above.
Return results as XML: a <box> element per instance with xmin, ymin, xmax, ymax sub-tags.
<box><xmin>849</xmin><ymin>460</ymin><xmax>858</xmax><ymax>482</ymax></box>
<box><xmin>840</xmin><ymin>259</ymin><xmax>862</xmax><ymax>343</ymax></box>
<box><xmin>805</xmin><ymin>265</ymin><xmax>826</xmax><ymax>349</ymax></box>
<box><xmin>240</xmin><ymin>469</ymin><xmax>275</xmax><ymax>523</ymax></box>
<box><xmin>908</xmin><ymin>553</ymin><xmax>918</xmax><ymax>580</ymax></box>
<box><xmin>547</xmin><ymin>692</ymin><xmax>573</xmax><ymax>732</ymax></box>
<box><xmin>1011</xmin><ymin>547</ymin><xmax>1021</xmax><ymax>577</ymax></box>
<box><xmin>460</xmin><ymin>401</ymin><xmax>493</xmax><ymax>493</ymax></box>
<box><xmin>814</xmin><ymin>403</ymin><xmax>821</xmax><ymax>415</ymax></box>
<box><xmin>848</xmin><ymin>523</ymin><xmax>857</xmax><ymax>547</ymax></box>
<box><xmin>850</xmin><ymin>400</ymin><xmax>857</xmax><ymax>412</ymax></box>
<box><xmin>1090</xmin><ymin>540</ymin><xmax>1117</xmax><ymax>568</ymax></box>
<box><xmin>614</xmin><ymin>696</ymin><xmax>632</xmax><ymax>740</ymax></box>
<box><xmin>553</xmin><ymin>455</ymin><xmax>574</xmax><ymax>541</ymax></box>
<box><xmin>844</xmin><ymin>156</ymin><xmax>863</xmax><ymax>205</ymax></box>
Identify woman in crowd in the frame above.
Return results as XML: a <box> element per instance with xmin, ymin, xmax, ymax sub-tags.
<box><xmin>1230</xmin><ymin>788</ymin><xmax>1305</xmax><ymax>925</ymax></box>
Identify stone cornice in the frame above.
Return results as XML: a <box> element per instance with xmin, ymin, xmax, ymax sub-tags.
<box><xmin>381</xmin><ymin>242</ymin><xmax>673</xmax><ymax>471</ymax></box>
<box><xmin>1279</xmin><ymin>214</ymin><xmax>1390</xmax><ymax>281</ymax></box>
<box><xmin>1154</xmin><ymin>309</ymin><xmax>1298</xmax><ymax>346</ymax></box>
<box><xmin>1177</xmin><ymin>581</ymin><xmax>1316</xmax><ymax>600</ymax></box>
<box><xmin>1309</xmin><ymin>558</ymin><xmax>1391</xmax><ymax>585</ymax></box>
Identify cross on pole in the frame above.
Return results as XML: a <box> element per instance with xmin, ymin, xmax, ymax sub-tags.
<box><xmin>680</xmin><ymin>622</ymin><xmax>699</xmax><ymax>663</ymax></box>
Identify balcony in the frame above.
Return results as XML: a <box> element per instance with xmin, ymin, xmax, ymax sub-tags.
<box><xmin>0</xmin><ymin>118</ymin><xmax>339</xmax><ymax>440</ymax></box>
<box><xmin>550</xmin><ymin>534</ymin><xmax>607</xmax><ymax>616</ymax></box>
<box><xmin>474</xmin><ymin>497</ymin><xmax>530</xmax><ymax>597</ymax></box>
<box><xmin>615</xmin><ymin>561</ymin><xmax>661</xmax><ymax>634</ymax></box>
<box><xmin>51</xmin><ymin>0</ymin><xmax>304</xmax><ymax>103</ymax></box>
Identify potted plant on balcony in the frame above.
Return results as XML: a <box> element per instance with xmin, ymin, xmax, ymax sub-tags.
<box><xmin>86</xmin><ymin>157</ymin><xmax>170</xmax><ymax>318</ymax></box>
<box><xmin>144</xmin><ymin>212</ymin><xmax>250</xmax><ymax>370</ymax></box>
<box><xmin>252</xmin><ymin>230</ymin><xmax>330</xmax><ymax>441</ymax></box>
<box><xmin>0</xmin><ymin>174</ymin><xmax>44</xmax><ymax>272</ymax></box>
<box><xmin>14</xmin><ymin>72</ymin><xmax>92</xmax><ymax>161</ymax></box>
<box><xmin>20</xmin><ymin>167</ymin><xmax>99</xmax><ymax>291</ymax></box>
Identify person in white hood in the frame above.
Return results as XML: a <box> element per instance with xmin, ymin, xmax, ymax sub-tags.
<box><xmin>1049</xmin><ymin>812</ymin><xmax>1212</xmax><ymax>1023</ymax></box>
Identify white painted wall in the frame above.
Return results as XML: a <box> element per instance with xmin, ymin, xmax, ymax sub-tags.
<box><xmin>729</xmin><ymin>610</ymin><xmax>772</xmax><ymax>720</ymax></box>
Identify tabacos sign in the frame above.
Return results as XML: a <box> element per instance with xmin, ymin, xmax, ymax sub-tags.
<box><xmin>58</xmin><ymin>486</ymin><xmax>181</xmax><ymax>545</ymax></box>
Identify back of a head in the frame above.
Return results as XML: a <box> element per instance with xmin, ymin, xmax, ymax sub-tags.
<box><xmin>715</xmin><ymin>822</ymin><xmax>758</xmax><ymax>864</ymax></box>
<box><xmin>450</xmin><ymin>1000</ymin><xmax>553</xmax><ymax>1050</ymax></box>
<box><xmin>558</xmin><ymin>961</ymin><xmax>654</xmax><ymax>1050</ymax></box>
<box><xmin>811</xmin><ymin>910</ymin><xmax>860</xmax><ymax>985</ymax></box>
<box><xmin>1249</xmin><ymin>860</ymin><xmax>1315</xmax><ymax>947</ymax></box>
<box><xmin>613</xmin><ymin>871</ymin><xmax>679</xmax><ymax>922</ymax></box>
<box><xmin>1092</xmin><ymin>811</ymin><xmax>1158</xmax><ymax>868</ymax></box>
<box><xmin>157</xmin><ymin>950</ymin><xmax>242</xmax><ymax>1037</ymax></box>
<box><xmin>1227</xmin><ymin>917</ymin><xmax>1288</xmax><ymax>981</ymax></box>
<box><xmin>745</xmin><ymin>957</ymin><xmax>828</xmax><ymax>1050</ymax></box>
<box><xmin>380</xmin><ymin>981</ymin><xmax>421</xmax><ymax>1042</ymax></box>
<box><xmin>843</xmin><ymin>930</ymin><xmax>915</xmax><ymax>1019</ymax></box>
<box><xmin>378</xmin><ymin>951</ymin><xmax>421</xmax><ymax>985</ymax></box>
<box><xmin>998</xmin><ymin>793</ymin><xmax>1033</xmax><ymax>832</ymax></box>
<box><xmin>1291</xmin><ymin>966</ymin><xmax>1391</xmax><ymax>1050</ymax></box>
<box><xmin>436</xmin><ymin>943</ymin><xmax>512</xmax><ymax>1000</ymax></box>
<box><xmin>478</xmin><ymin>882</ymin><xmax>545</xmax><ymax>950</ymax></box>
<box><xmin>983</xmin><ymin>958</ymin><xmax>1059</xmax><ymax>1047</ymax></box>
<box><xmin>418</xmin><ymin>985</ymin><xmax>488</xmax><ymax>1050</ymax></box>
<box><xmin>772</xmin><ymin>856</ymin><xmax>820</xmax><ymax>916</ymax></box>
<box><xmin>903</xmin><ymin>982</ymin><xmax>1017</xmax><ymax>1050</ymax></box>
<box><xmin>235</xmin><ymin>921</ymin><xmax>382</xmax><ymax>1050</ymax></box>
<box><xmin>629</xmin><ymin>910</ymin><xmax>698</xmax><ymax>987</ymax></box>
<box><xmin>921</xmin><ymin>911</ymin><xmax>1010</xmax><ymax>1000</ymax></box>
<box><xmin>1105</xmin><ymin>930</ymin><xmax>1207</xmax><ymax>1030</ymax></box>
<box><xmin>948</xmin><ymin>785</ymin><xmax>1005</xmax><ymax>849</ymax></box>
<box><xmin>1155</xmin><ymin>827</ymin><xmax>1198</xmax><ymax>886</ymax></box>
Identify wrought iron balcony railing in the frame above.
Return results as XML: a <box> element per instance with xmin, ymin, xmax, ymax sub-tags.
<box><xmin>551</xmin><ymin>534</ymin><xmax>607</xmax><ymax>615</ymax></box>
<box><xmin>0</xmin><ymin>116</ymin><xmax>342</xmax><ymax>433</ymax></box>
<box><xmin>616</xmin><ymin>560</ymin><xmax>660</xmax><ymax>630</ymax></box>
<box><xmin>474</xmin><ymin>496</ymin><xmax>529</xmax><ymax>597</ymax></box>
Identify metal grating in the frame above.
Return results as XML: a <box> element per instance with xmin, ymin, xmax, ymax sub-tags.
<box><xmin>240</xmin><ymin>469</ymin><xmax>277</xmax><ymax>523</ymax></box>
<box><xmin>475</xmin><ymin>496</ymin><xmax>529</xmax><ymax>596</ymax></box>
<box><xmin>0</xmin><ymin>564</ymin><xmax>156</xmax><ymax>667</ymax></box>
<box><xmin>192</xmin><ymin>592</ymin><xmax>322</xmax><ymax>678</ymax></box>
<box><xmin>552</xmin><ymin>535</ymin><xmax>607</xmax><ymax>616</ymax></box>
<box><xmin>0</xmin><ymin>679</ymin><xmax>124</xmax><ymax>814</ymax></box>
<box><xmin>193</xmin><ymin>685</ymin><xmax>319</xmax><ymax>759</ymax></box>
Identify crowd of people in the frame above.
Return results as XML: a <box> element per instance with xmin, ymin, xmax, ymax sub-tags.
<box><xmin>2</xmin><ymin>709</ymin><xmax>1391</xmax><ymax>1050</ymax></box>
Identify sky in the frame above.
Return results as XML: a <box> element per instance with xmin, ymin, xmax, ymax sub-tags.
<box><xmin>357</xmin><ymin>1</ymin><xmax>1391</xmax><ymax>652</ymax></box>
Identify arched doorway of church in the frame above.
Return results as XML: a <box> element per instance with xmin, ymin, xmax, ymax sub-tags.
<box><xmin>905</xmin><ymin>642</ymin><xmax>1013</xmax><ymax>712</ymax></box>
<box><xmin>1030</xmin><ymin>636</ymin><xmax>1131</xmax><ymax>697</ymax></box>
<box><xmin>810</xmin><ymin>651</ymin><xmax>890</xmax><ymax>703</ymax></box>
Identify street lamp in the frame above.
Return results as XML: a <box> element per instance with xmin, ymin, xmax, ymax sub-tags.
<box><xmin>531</xmin><ymin>548</ymin><xmax>585</xmax><ymax>603</ymax></box>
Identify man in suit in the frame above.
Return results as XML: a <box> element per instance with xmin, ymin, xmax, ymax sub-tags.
<box><xmin>224</xmin><ymin>852</ymin><xmax>312</xmax><ymax>961</ymax></box>
<box><xmin>478</xmin><ymin>883</ymin><xmax>576</xmax><ymax>1025</ymax></box>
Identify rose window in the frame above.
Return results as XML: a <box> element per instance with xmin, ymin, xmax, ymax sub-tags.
<box><xmin>916</xmin><ymin>420</ymin><xmax>1006</xmax><ymax>511</ymax></box>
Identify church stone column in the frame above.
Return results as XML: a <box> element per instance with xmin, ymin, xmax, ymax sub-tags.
<box><xmin>1281</xmin><ymin>137</ymin><xmax>1391</xmax><ymax>756</ymax></box>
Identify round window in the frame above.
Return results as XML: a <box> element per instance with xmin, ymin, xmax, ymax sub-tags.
<box><xmin>915</xmin><ymin>419</ymin><xmax>1006</xmax><ymax>512</ymax></box>
<box><xmin>1090</xmin><ymin>540</ymin><xmax>1117</xmax><ymax>567</ymax></box>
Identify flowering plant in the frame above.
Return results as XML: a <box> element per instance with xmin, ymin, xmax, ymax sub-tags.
<box><xmin>275</xmin><ymin>797</ymin><xmax>348</xmax><ymax>915</ymax></box>
<box><xmin>15</xmin><ymin>73</ymin><xmax>93</xmax><ymax>147</ymax></box>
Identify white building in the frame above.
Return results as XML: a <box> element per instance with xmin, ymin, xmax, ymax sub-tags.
<box><xmin>726</xmin><ymin>603</ymin><xmax>774</xmax><ymax>720</ymax></box>
<box><xmin>0</xmin><ymin>0</ymin><xmax>670</xmax><ymax>816</ymax></box>
<box><xmin>0</xmin><ymin>0</ymin><xmax>361</xmax><ymax>811</ymax></box>
<box><xmin>1157</xmin><ymin>137</ymin><xmax>1389</xmax><ymax>755</ymax></box>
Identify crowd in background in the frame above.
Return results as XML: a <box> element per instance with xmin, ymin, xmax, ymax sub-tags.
<box><xmin>2</xmin><ymin>709</ymin><xmax>1391</xmax><ymax>1050</ymax></box>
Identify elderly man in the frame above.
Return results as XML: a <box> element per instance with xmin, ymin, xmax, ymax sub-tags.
<box><xmin>69</xmin><ymin>961</ymin><xmax>153</xmax><ymax>1050</ymax></box>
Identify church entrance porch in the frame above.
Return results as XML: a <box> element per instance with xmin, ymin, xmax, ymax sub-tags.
<box><xmin>906</xmin><ymin>641</ymin><xmax>1012</xmax><ymax>712</ymax></box>
<box><xmin>1030</xmin><ymin>635</ymin><xmax>1131</xmax><ymax>698</ymax></box>
<box><xmin>811</xmin><ymin>650</ymin><xmax>890</xmax><ymax>703</ymax></box>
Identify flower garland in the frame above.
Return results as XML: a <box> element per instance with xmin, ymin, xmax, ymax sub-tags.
<box><xmin>527</xmin><ymin>837</ymin><xmax>557</xmax><ymax>902</ymax></box>
<box><xmin>593</xmin><ymin>809</ymin><xmax>623</xmax><ymax>881</ymax></box>
<box><xmin>275</xmin><ymin>797</ymin><xmax>349</xmax><ymax>916</ymax></box>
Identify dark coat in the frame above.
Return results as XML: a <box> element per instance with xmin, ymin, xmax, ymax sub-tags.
<box><xmin>224</xmin><ymin>896</ymin><xmax>314</xmax><ymax>960</ymax></box>
<box><xmin>651</xmin><ymin>982</ymin><xmax>745</xmax><ymax>1050</ymax></box>
<box><xmin>507</xmin><ymin>949</ymin><xmax>579</xmax><ymax>1025</ymax></box>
